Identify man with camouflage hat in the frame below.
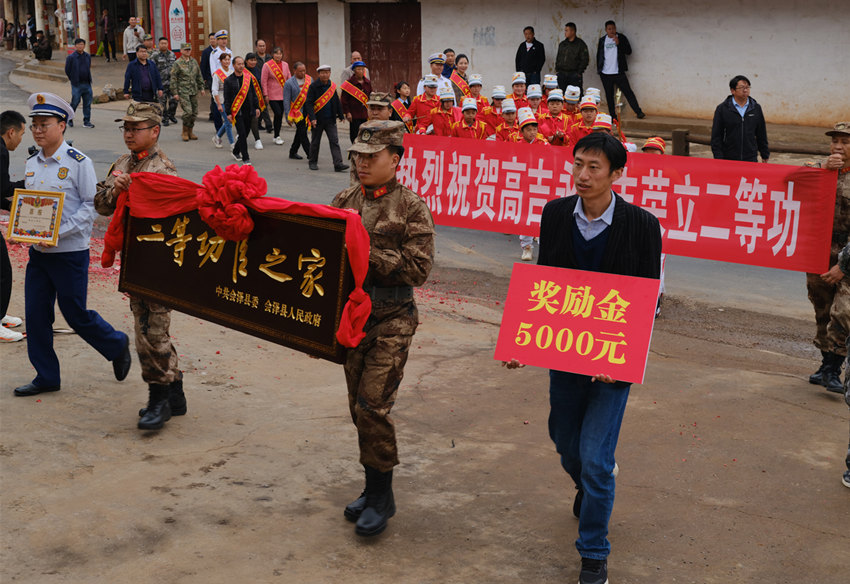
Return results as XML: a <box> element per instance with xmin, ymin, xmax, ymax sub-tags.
<box><xmin>150</xmin><ymin>37</ymin><xmax>178</xmax><ymax>127</ymax></box>
<box><xmin>331</xmin><ymin>120</ymin><xmax>435</xmax><ymax>537</ymax></box>
<box><xmin>347</xmin><ymin>92</ymin><xmax>392</xmax><ymax>186</ymax></box>
<box><xmin>94</xmin><ymin>102</ymin><xmax>185</xmax><ymax>431</ymax></box>
<box><xmin>806</xmin><ymin>121</ymin><xmax>850</xmax><ymax>394</ymax></box>
<box><xmin>170</xmin><ymin>42</ymin><xmax>205</xmax><ymax>141</ymax></box>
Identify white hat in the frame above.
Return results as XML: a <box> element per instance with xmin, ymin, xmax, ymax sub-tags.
<box><xmin>468</xmin><ymin>74</ymin><xmax>483</xmax><ymax>86</ymax></box>
<box><xmin>215</xmin><ymin>29</ymin><xmax>228</xmax><ymax>39</ymax></box>
<box><xmin>461</xmin><ymin>97</ymin><xmax>478</xmax><ymax>112</ymax></box>
<box><xmin>585</xmin><ymin>87</ymin><xmax>602</xmax><ymax>104</ymax></box>
<box><xmin>517</xmin><ymin>107</ymin><xmax>538</xmax><ymax>128</ymax></box>
<box><xmin>579</xmin><ymin>96</ymin><xmax>598</xmax><ymax>110</ymax></box>
<box><xmin>547</xmin><ymin>89</ymin><xmax>564</xmax><ymax>102</ymax></box>
<box><xmin>526</xmin><ymin>84</ymin><xmax>543</xmax><ymax>99</ymax></box>
<box><xmin>28</xmin><ymin>92</ymin><xmax>74</xmax><ymax>121</ymax></box>
<box><xmin>438</xmin><ymin>87</ymin><xmax>454</xmax><ymax>101</ymax></box>
<box><xmin>423</xmin><ymin>74</ymin><xmax>439</xmax><ymax>87</ymax></box>
<box><xmin>491</xmin><ymin>85</ymin><xmax>507</xmax><ymax>99</ymax></box>
<box><xmin>543</xmin><ymin>74</ymin><xmax>558</xmax><ymax>89</ymax></box>
<box><xmin>565</xmin><ymin>85</ymin><xmax>581</xmax><ymax>103</ymax></box>
<box><xmin>317</xmin><ymin>64</ymin><xmax>331</xmax><ymax>72</ymax></box>
<box><xmin>501</xmin><ymin>98</ymin><xmax>517</xmax><ymax>113</ymax></box>
<box><xmin>429</xmin><ymin>52</ymin><xmax>446</xmax><ymax>64</ymax></box>
<box><xmin>511</xmin><ymin>72</ymin><xmax>526</xmax><ymax>85</ymax></box>
<box><xmin>592</xmin><ymin>113</ymin><xmax>613</xmax><ymax>131</ymax></box>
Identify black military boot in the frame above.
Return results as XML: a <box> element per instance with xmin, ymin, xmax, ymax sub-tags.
<box><xmin>355</xmin><ymin>466</ymin><xmax>395</xmax><ymax>537</ymax></box>
<box><xmin>138</xmin><ymin>383</ymin><xmax>172</xmax><ymax>430</ymax></box>
<box><xmin>823</xmin><ymin>352</ymin><xmax>844</xmax><ymax>394</ymax></box>
<box><xmin>809</xmin><ymin>351</ymin><xmax>831</xmax><ymax>385</ymax></box>
<box><xmin>139</xmin><ymin>374</ymin><xmax>187</xmax><ymax>417</ymax></box>
<box><xmin>344</xmin><ymin>487</ymin><xmax>368</xmax><ymax>522</ymax></box>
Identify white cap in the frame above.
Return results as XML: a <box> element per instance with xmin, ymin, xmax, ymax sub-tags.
<box><xmin>543</xmin><ymin>74</ymin><xmax>558</xmax><ymax>88</ymax></box>
<box><xmin>592</xmin><ymin>113</ymin><xmax>613</xmax><ymax>130</ymax></box>
<box><xmin>547</xmin><ymin>89</ymin><xmax>564</xmax><ymax>102</ymax></box>
<box><xmin>429</xmin><ymin>52</ymin><xmax>446</xmax><ymax>64</ymax></box>
<box><xmin>317</xmin><ymin>64</ymin><xmax>331</xmax><ymax>72</ymax></box>
<box><xmin>501</xmin><ymin>98</ymin><xmax>517</xmax><ymax>113</ymax></box>
<box><xmin>565</xmin><ymin>85</ymin><xmax>581</xmax><ymax>103</ymax></box>
<box><xmin>491</xmin><ymin>85</ymin><xmax>507</xmax><ymax>99</ymax></box>
<box><xmin>526</xmin><ymin>84</ymin><xmax>543</xmax><ymax>99</ymax></box>
<box><xmin>423</xmin><ymin>74</ymin><xmax>439</xmax><ymax>87</ymax></box>
<box><xmin>511</xmin><ymin>72</ymin><xmax>526</xmax><ymax>85</ymax></box>
<box><xmin>462</xmin><ymin>97</ymin><xmax>478</xmax><ymax>112</ymax></box>
<box><xmin>468</xmin><ymin>74</ymin><xmax>483</xmax><ymax>86</ymax></box>
<box><xmin>439</xmin><ymin>87</ymin><xmax>454</xmax><ymax>101</ymax></box>
<box><xmin>517</xmin><ymin>107</ymin><xmax>538</xmax><ymax>128</ymax></box>
<box><xmin>585</xmin><ymin>87</ymin><xmax>602</xmax><ymax>104</ymax></box>
<box><xmin>579</xmin><ymin>96</ymin><xmax>598</xmax><ymax>110</ymax></box>
<box><xmin>28</xmin><ymin>92</ymin><xmax>74</xmax><ymax>121</ymax></box>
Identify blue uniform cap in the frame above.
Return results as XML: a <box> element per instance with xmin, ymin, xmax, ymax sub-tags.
<box><xmin>352</xmin><ymin>60</ymin><xmax>366</xmax><ymax>68</ymax></box>
<box><xmin>27</xmin><ymin>92</ymin><xmax>74</xmax><ymax>122</ymax></box>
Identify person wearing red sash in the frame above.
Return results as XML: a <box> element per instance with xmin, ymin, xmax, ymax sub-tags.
<box><xmin>411</xmin><ymin>75</ymin><xmax>440</xmax><ymax>134</ymax></box>
<box><xmin>244</xmin><ymin>53</ymin><xmax>266</xmax><ymax>151</ymax></box>
<box><xmin>303</xmin><ymin>64</ymin><xmax>348</xmax><ymax>172</ymax></box>
<box><xmin>211</xmin><ymin>53</ymin><xmax>235</xmax><ymax>148</ymax></box>
<box><xmin>390</xmin><ymin>82</ymin><xmax>413</xmax><ymax>132</ymax></box>
<box><xmin>283</xmin><ymin>61</ymin><xmax>312</xmax><ymax>160</ymax></box>
<box><xmin>467</xmin><ymin>74</ymin><xmax>489</xmax><ymax>114</ymax></box>
<box><xmin>492</xmin><ymin>98</ymin><xmax>520</xmax><ymax>142</ymax></box>
<box><xmin>480</xmin><ymin>84</ymin><xmax>506</xmax><ymax>134</ymax></box>
<box><xmin>224</xmin><ymin>56</ymin><xmax>259</xmax><ymax>165</ymax></box>
<box><xmin>567</xmin><ymin>96</ymin><xmax>598</xmax><ymax>149</ymax></box>
<box><xmin>539</xmin><ymin>89</ymin><xmax>572</xmax><ymax>146</ymax></box>
<box><xmin>340</xmin><ymin>60</ymin><xmax>373</xmax><ymax>143</ymax></box>
<box><xmin>450</xmin><ymin>53</ymin><xmax>470</xmax><ymax>104</ymax></box>
<box><xmin>423</xmin><ymin>87</ymin><xmax>461</xmax><ymax>136</ymax></box>
<box><xmin>260</xmin><ymin>47</ymin><xmax>292</xmax><ymax>145</ymax></box>
<box><xmin>510</xmin><ymin>72</ymin><xmax>529</xmax><ymax>110</ymax></box>
<box><xmin>450</xmin><ymin>97</ymin><xmax>489</xmax><ymax>139</ymax></box>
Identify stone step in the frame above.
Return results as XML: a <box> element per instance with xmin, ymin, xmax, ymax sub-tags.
<box><xmin>14</xmin><ymin>64</ymin><xmax>67</xmax><ymax>83</ymax></box>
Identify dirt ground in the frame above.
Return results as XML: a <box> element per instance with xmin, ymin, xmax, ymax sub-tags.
<box><xmin>1</xmin><ymin>225</ymin><xmax>848</xmax><ymax>584</ymax></box>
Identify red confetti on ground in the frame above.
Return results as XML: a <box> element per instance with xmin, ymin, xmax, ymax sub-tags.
<box><xmin>36</xmin><ymin>399</ymin><xmax>41</xmax><ymax>403</ymax></box>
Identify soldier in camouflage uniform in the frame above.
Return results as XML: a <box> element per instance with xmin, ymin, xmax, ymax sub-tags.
<box><xmin>170</xmin><ymin>42</ymin><xmax>205</xmax><ymax>142</ymax></box>
<box><xmin>331</xmin><ymin>120</ymin><xmax>435</xmax><ymax>537</ymax></box>
<box><xmin>150</xmin><ymin>37</ymin><xmax>178</xmax><ymax>126</ymax></box>
<box><xmin>806</xmin><ymin>121</ymin><xmax>850</xmax><ymax>394</ymax></box>
<box><xmin>94</xmin><ymin>102</ymin><xmax>185</xmax><ymax>431</ymax></box>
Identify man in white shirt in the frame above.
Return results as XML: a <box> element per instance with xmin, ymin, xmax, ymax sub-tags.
<box><xmin>122</xmin><ymin>17</ymin><xmax>143</xmax><ymax>61</ymax></box>
<box><xmin>595</xmin><ymin>20</ymin><xmax>645</xmax><ymax>121</ymax></box>
<box><xmin>416</xmin><ymin>53</ymin><xmax>454</xmax><ymax>105</ymax></box>
<box><xmin>209</xmin><ymin>30</ymin><xmax>232</xmax><ymax>82</ymax></box>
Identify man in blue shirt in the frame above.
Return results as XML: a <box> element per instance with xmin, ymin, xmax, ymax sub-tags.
<box><xmin>12</xmin><ymin>93</ymin><xmax>131</xmax><ymax>397</ymax></box>
<box><xmin>64</xmin><ymin>38</ymin><xmax>95</xmax><ymax>128</ymax></box>
<box><xmin>123</xmin><ymin>45</ymin><xmax>163</xmax><ymax>103</ymax></box>
<box><xmin>710</xmin><ymin>75</ymin><xmax>770</xmax><ymax>162</ymax></box>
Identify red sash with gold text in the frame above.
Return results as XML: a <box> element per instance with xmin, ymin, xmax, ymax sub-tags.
<box><xmin>314</xmin><ymin>81</ymin><xmax>337</xmax><ymax>113</ymax></box>
<box><xmin>450</xmin><ymin>70</ymin><xmax>471</xmax><ymax>98</ymax></box>
<box><xmin>391</xmin><ymin>99</ymin><xmax>413</xmax><ymax>132</ymax></box>
<box><xmin>246</xmin><ymin>71</ymin><xmax>265</xmax><ymax>112</ymax></box>
<box><xmin>340</xmin><ymin>80</ymin><xmax>368</xmax><ymax>106</ymax></box>
<box><xmin>214</xmin><ymin>69</ymin><xmax>227</xmax><ymax>84</ymax></box>
<box><xmin>230</xmin><ymin>73</ymin><xmax>251</xmax><ymax>117</ymax></box>
<box><xmin>288</xmin><ymin>75</ymin><xmax>312</xmax><ymax>123</ymax></box>
<box><xmin>267</xmin><ymin>60</ymin><xmax>287</xmax><ymax>88</ymax></box>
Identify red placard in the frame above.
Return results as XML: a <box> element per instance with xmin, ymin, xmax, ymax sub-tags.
<box><xmin>494</xmin><ymin>263</ymin><xmax>661</xmax><ymax>384</ymax></box>
<box><xmin>397</xmin><ymin>135</ymin><xmax>837</xmax><ymax>273</ymax></box>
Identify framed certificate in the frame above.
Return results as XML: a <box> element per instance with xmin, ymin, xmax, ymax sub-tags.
<box><xmin>6</xmin><ymin>189</ymin><xmax>65</xmax><ymax>246</ymax></box>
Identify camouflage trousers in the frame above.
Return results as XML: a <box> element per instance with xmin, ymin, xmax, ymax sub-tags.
<box><xmin>343</xmin><ymin>300</ymin><xmax>419</xmax><ymax>472</ymax></box>
<box><xmin>130</xmin><ymin>296</ymin><xmax>179</xmax><ymax>384</ymax></box>
<box><xmin>806</xmin><ymin>264</ymin><xmax>850</xmax><ymax>357</ymax></box>
<box><xmin>177</xmin><ymin>92</ymin><xmax>199</xmax><ymax>128</ymax></box>
<box><xmin>158</xmin><ymin>87</ymin><xmax>179</xmax><ymax>120</ymax></box>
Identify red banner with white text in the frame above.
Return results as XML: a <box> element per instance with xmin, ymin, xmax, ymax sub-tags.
<box><xmin>397</xmin><ymin>135</ymin><xmax>838</xmax><ymax>273</ymax></box>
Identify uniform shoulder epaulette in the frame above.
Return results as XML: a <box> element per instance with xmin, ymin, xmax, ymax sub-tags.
<box><xmin>67</xmin><ymin>147</ymin><xmax>86</xmax><ymax>162</ymax></box>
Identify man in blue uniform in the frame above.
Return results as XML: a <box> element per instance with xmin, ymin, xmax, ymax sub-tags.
<box><xmin>12</xmin><ymin>93</ymin><xmax>131</xmax><ymax>397</ymax></box>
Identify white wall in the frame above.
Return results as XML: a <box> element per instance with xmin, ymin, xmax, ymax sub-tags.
<box><xmin>421</xmin><ymin>0</ymin><xmax>848</xmax><ymax>126</ymax></box>
<box><xmin>228</xmin><ymin>0</ymin><xmax>253</xmax><ymax>58</ymax></box>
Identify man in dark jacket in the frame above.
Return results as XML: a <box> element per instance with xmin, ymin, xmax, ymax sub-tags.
<box><xmin>506</xmin><ymin>132</ymin><xmax>660</xmax><ymax>584</ymax></box>
<box><xmin>123</xmin><ymin>45</ymin><xmax>163</xmax><ymax>103</ymax></box>
<box><xmin>32</xmin><ymin>30</ymin><xmax>52</xmax><ymax>61</ymax></box>
<box><xmin>710</xmin><ymin>75</ymin><xmax>770</xmax><ymax>162</ymax></box>
<box><xmin>556</xmin><ymin>22</ymin><xmax>589</xmax><ymax>93</ymax></box>
<box><xmin>596</xmin><ymin>20</ymin><xmax>645</xmax><ymax>121</ymax></box>
<box><xmin>303</xmin><ymin>65</ymin><xmax>349</xmax><ymax>172</ymax></box>
<box><xmin>223</xmin><ymin>56</ymin><xmax>260</xmax><ymax>165</ymax></box>
<box><xmin>200</xmin><ymin>32</ymin><xmax>216</xmax><ymax>121</ymax></box>
<box><xmin>515</xmin><ymin>26</ymin><xmax>546</xmax><ymax>86</ymax></box>
<box><xmin>65</xmin><ymin>38</ymin><xmax>94</xmax><ymax>128</ymax></box>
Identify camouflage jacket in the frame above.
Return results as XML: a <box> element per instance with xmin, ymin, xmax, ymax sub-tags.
<box><xmin>150</xmin><ymin>49</ymin><xmax>177</xmax><ymax>88</ymax></box>
<box><xmin>170</xmin><ymin>56</ymin><xmax>204</xmax><ymax>95</ymax></box>
<box><xmin>94</xmin><ymin>144</ymin><xmax>177</xmax><ymax>216</ymax></box>
<box><xmin>835</xmin><ymin>169</ymin><xmax>850</xmax><ymax>241</ymax></box>
<box><xmin>331</xmin><ymin>178</ymin><xmax>435</xmax><ymax>289</ymax></box>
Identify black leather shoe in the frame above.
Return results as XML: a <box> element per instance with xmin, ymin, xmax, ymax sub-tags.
<box><xmin>289</xmin><ymin>153</ymin><xmax>303</xmax><ymax>160</ymax></box>
<box><xmin>112</xmin><ymin>334</ymin><xmax>132</xmax><ymax>381</ymax></box>
<box><xmin>138</xmin><ymin>384</ymin><xmax>172</xmax><ymax>430</ymax></box>
<box><xmin>309</xmin><ymin>162</ymin><xmax>318</xmax><ymax>170</ymax></box>
<box><xmin>334</xmin><ymin>164</ymin><xmax>350</xmax><ymax>172</ymax></box>
<box><xmin>162</xmin><ymin>118</ymin><xmax>170</xmax><ymax>126</ymax></box>
<box><xmin>14</xmin><ymin>382</ymin><xmax>60</xmax><ymax>396</ymax></box>
<box><xmin>139</xmin><ymin>375</ymin><xmax>187</xmax><ymax>417</ymax></box>
<box><xmin>636</xmin><ymin>111</ymin><xmax>646</xmax><ymax>119</ymax></box>
<box><xmin>169</xmin><ymin>115</ymin><xmax>178</xmax><ymax>124</ymax></box>
<box><xmin>344</xmin><ymin>490</ymin><xmax>367</xmax><ymax>522</ymax></box>
<box><xmin>355</xmin><ymin>467</ymin><xmax>395</xmax><ymax>536</ymax></box>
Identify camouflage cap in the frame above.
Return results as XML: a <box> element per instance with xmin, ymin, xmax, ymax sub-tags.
<box><xmin>115</xmin><ymin>101</ymin><xmax>163</xmax><ymax>124</ymax></box>
<box><xmin>826</xmin><ymin>121</ymin><xmax>850</xmax><ymax>137</ymax></box>
<box><xmin>366</xmin><ymin>92</ymin><xmax>391</xmax><ymax>107</ymax></box>
<box><xmin>180</xmin><ymin>42</ymin><xmax>192</xmax><ymax>50</ymax></box>
<box><xmin>143</xmin><ymin>34</ymin><xmax>153</xmax><ymax>41</ymax></box>
<box><xmin>348</xmin><ymin>120</ymin><xmax>404</xmax><ymax>154</ymax></box>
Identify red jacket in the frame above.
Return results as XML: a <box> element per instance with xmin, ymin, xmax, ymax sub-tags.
<box><xmin>494</xmin><ymin>121</ymin><xmax>520</xmax><ymax>142</ymax></box>
<box><xmin>424</xmin><ymin>106</ymin><xmax>462</xmax><ymax>136</ymax></box>
<box><xmin>568</xmin><ymin>121</ymin><xmax>593</xmax><ymax>147</ymax></box>
<box><xmin>539</xmin><ymin>113</ymin><xmax>572</xmax><ymax>146</ymax></box>
<box><xmin>410</xmin><ymin>94</ymin><xmax>440</xmax><ymax>132</ymax></box>
<box><xmin>451</xmin><ymin>119</ymin><xmax>490</xmax><ymax>139</ymax></box>
<box><xmin>514</xmin><ymin>133</ymin><xmax>549</xmax><ymax>145</ymax></box>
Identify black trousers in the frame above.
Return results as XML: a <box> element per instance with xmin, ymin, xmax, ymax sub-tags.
<box><xmin>260</xmin><ymin>102</ymin><xmax>272</xmax><ymax>131</ymax></box>
<box><xmin>211</xmin><ymin>96</ymin><xmax>222</xmax><ymax>130</ymax></box>
<box><xmin>599</xmin><ymin>72</ymin><xmax>642</xmax><ymax>120</ymax></box>
<box><xmin>309</xmin><ymin>119</ymin><xmax>343</xmax><ymax>167</ymax></box>
<box><xmin>233</xmin><ymin>113</ymin><xmax>251</xmax><ymax>161</ymax></box>
<box><xmin>102</xmin><ymin>36</ymin><xmax>116</xmax><ymax>60</ymax></box>
<box><xmin>250</xmin><ymin>112</ymin><xmax>261</xmax><ymax>141</ymax></box>
<box><xmin>557</xmin><ymin>72</ymin><xmax>583</xmax><ymax>95</ymax></box>
<box><xmin>290</xmin><ymin>119</ymin><xmax>310</xmax><ymax>157</ymax></box>
<box><xmin>269</xmin><ymin>100</ymin><xmax>284</xmax><ymax>138</ymax></box>
<box><xmin>349</xmin><ymin>118</ymin><xmax>366</xmax><ymax>144</ymax></box>
<box><xmin>1</xmin><ymin>234</ymin><xmax>12</xmax><ymax>318</ymax></box>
